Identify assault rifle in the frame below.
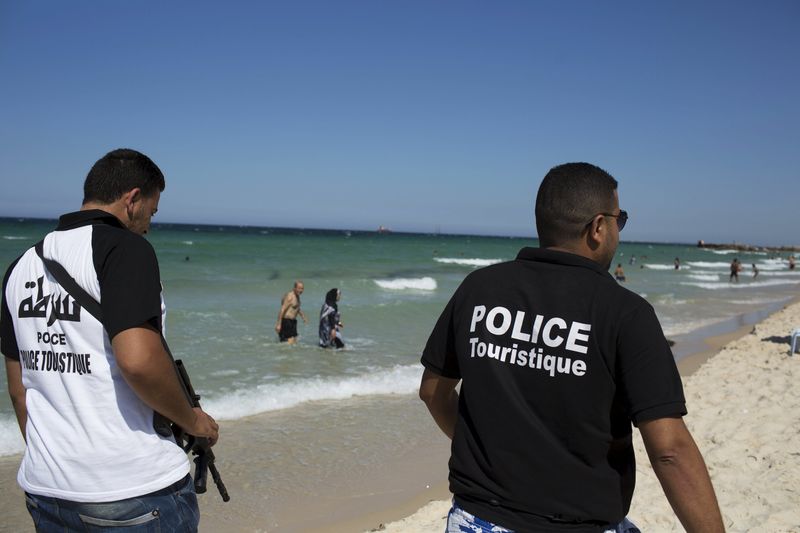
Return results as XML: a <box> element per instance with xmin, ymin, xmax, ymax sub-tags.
<box><xmin>171</xmin><ymin>359</ymin><xmax>230</xmax><ymax>502</ymax></box>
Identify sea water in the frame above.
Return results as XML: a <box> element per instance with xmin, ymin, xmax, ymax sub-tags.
<box><xmin>1</xmin><ymin>217</ymin><xmax>799</xmax><ymax>456</ymax></box>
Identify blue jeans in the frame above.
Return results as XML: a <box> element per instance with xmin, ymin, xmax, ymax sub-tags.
<box><xmin>24</xmin><ymin>474</ymin><xmax>199</xmax><ymax>532</ymax></box>
<box><xmin>446</xmin><ymin>501</ymin><xmax>641</xmax><ymax>533</ymax></box>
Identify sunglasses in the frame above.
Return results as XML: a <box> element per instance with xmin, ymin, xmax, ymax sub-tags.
<box><xmin>586</xmin><ymin>210</ymin><xmax>628</xmax><ymax>231</ymax></box>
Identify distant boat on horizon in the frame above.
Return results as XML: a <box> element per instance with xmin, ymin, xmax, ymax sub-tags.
<box><xmin>377</xmin><ymin>225</ymin><xmax>392</xmax><ymax>234</ymax></box>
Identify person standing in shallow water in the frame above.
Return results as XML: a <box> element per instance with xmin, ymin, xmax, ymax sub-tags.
<box><xmin>319</xmin><ymin>288</ymin><xmax>344</xmax><ymax>348</ymax></box>
<box><xmin>730</xmin><ymin>258</ymin><xmax>740</xmax><ymax>282</ymax></box>
<box><xmin>276</xmin><ymin>281</ymin><xmax>308</xmax><ymax>344</ymax></box>
<box><xmin>614</xmin><ymin>263</ymin><xmax>626</xmax><ymax>282</ymax></box>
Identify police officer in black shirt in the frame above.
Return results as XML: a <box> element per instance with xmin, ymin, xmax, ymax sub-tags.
<box><xmin>420</xmin><ymin>163</ymin><xmax>723</xmax><ymax>532</ymax></box>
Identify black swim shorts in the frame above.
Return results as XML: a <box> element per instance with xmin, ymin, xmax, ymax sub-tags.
<box><xmin>279</xmin><ymin>318</ymin><xmax>298</xmax><ymax>341</ymax></box>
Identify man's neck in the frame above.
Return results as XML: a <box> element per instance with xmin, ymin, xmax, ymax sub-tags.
<box><xmin>543</xmin><ymin>244</ymin><xmax>605</xmax><ymax>266</ymax></box>
<box><xmin>81</xmin><ymin>202</ymin><xmax>127</xmax><ymax>227</ymax></box>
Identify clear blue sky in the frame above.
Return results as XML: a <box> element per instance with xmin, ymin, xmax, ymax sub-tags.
<box><xmin>1</xmin><ymin>1</ymin><xmax>798</xmax><ymax>245</ymax></box>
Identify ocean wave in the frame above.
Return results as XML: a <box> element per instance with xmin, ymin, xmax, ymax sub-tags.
<box><xmin>182</xmin><ymin>311</ymin><xmax>232</xmax><ymax>319</ymax></box>
<box><xmin>346</xmin><ymin>337</ymin><xmax>377</xmax><ymax>347</ymax></box>
<box><xmin>434</xmin><ymin>257</ymin><xmax>503</xmax><ymax>267</ymax></box>
<box><xmin>181</xmin><ymin>240</ymin><xmax>194</xmax><ymax>245</ymax></box>
<box><xmin>374</xmin><ymin>277</ymin><xmax>437</xmax><ymax>291</ymax></box>
<box><xmin>758</xmin><ymin>270</ymin><xmax>800</xmax><ymax>277</ymax></box>
<box><xmin>705</xmin><ymin>249</ymin><xmax>738</xmax><ymax>255</ymax></box>
<box><xmin>2</xmin><ymin>235</ymin><xmax>28</xmax><ymax>240</ymax></box>
<box><xmin>686</xmin><ymin>261</ymin><xmax>730</xmax><ymax>269</ymax></box>
<box><xmin>687</xmin><ymin>273</ymin><xmax>720</xmax><ymax>282</ymax></box>
<box><xmin>679</xmin><ymin>279</ymin><xmax>800</xmax><ymax>290</ymax></box>
<box><xmin>662</xmin><ymin>317</ymin><xmax>721</xmax><ymax>337</ymax></box>
<box><xmin>653</xmin><ymin>293</ymin><xmax>689</xmax><ymax>306</ymax></box>
<box><xmin>210</xmin><ymin>369</ymin><xmax>240</xmax><ymax>377</ymax></box>
<box><xmin>643</xmin><ymin>264</ymin><xmax>690</xmax><ymax>270</ymax></box>
<box><xmin>203</xmin><ymin>364</ymin><xmax>421</xmax><ymax>420</ymax></box>
<box><xmin>728</xmin><ymin>297</ymin><xmax>785</xmax><ymax>306</ymax></box>
<box><xmin>755</xmin><ymin>260</ymin><xmax>791</xmax><ymax>271</ymax></box>
<box><xmin>0</xmin><ymin>416</ymin><xmax>25</xmax><ymax>457</ymax></box>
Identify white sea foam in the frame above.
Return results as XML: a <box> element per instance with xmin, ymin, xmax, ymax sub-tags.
<box><xmin>434</xmin><ymin>257</ymin><xmax>503</xmax><ymax>267</ymax></box>
<box><xmin>203</xmin><ymin>364</ymin><xmax>421</xmax><ymax>420</ymax></box>
<box><xmin>688</xmin><ymin>273</ymin><xmax>720</xmax><ymax>282</ymax></box>
<box><xmin>654</xmin><ymin>293</ymin><xmax>689</xmax><ymax>306</ymax></box>
<box><xmin>706</xmin><ymin>249</ymin><xmax>738</xmax><ymax>255</ymax></box>
<box><xmin>346</xmin><ymin>337</ymin><xmax>377</xmax><ymax>347</ymax></box>
<box><xmin>758</xmin><ymin>270</ymin><xmax>800</xmax><ymax>277</ymax></box>
<box><xmin>643</xmin><ymin>264</ymin><xmax>690</xmax><ymax>270</ymax></box>
<box><xmin>686</xmin><ymin>261</ymin><xmax>730</xmax><ymax>269</ymax></box>
<box><xmin>184</xmin><ymin>311</ymin><xmax>232</xmax><ymax>319</ymax></box>
<box><xmin>2</xmin><ymin>235</ymin><xmax>27</xmax><ymax>240</ymax></box>
<box><xmin>374</xmin><ymin>277</ymin><xmax>437</xmax><ymax>291</ymax></box>
<box><xmin>680</xmin><ymin>279</ymin><xmax>800</xmax><ymax>290</ymax></box>
<box><xmin>755</xmin><ymin>259</ymin><xmax>790</xmax><ymax>271</ymax></box>
<box><xmin>210</xmin><ymin>369</ymin><xmax>241</xmax><ymax>377</ymax></box>
<box><xmin>0</xmin><ymin>416</ymin><xmax>25</xmax><ymax>457</ymax></box>
<box><xmin>662</xmin><ymin>317</ymin><xmax>721</xmax><ymax>337</ymax></box>
<box><xmin>181</xmin><ymin>240</ymin><xmax>194</xmax><ymax>245</ymax></box>
<box><xmin>728</xmin><ymin>297</ymin><xmax>784</xmax><ymax>306</ymax></box>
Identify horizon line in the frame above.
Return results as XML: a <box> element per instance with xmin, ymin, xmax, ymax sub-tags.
<box><xmin>2</xmin><ymin>215</ymin><xmax>783</xmax><ymax>250</ymax></box>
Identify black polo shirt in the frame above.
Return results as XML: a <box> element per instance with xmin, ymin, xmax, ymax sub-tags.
<box><xmin>422</xmin><ymin>247</ymin><xmax>686</xmax><ymax>532</ymax></box>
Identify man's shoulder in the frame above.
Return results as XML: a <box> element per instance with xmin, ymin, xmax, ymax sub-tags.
<box><xmin>3</xmin><ymin>250</ymin><xmax>29</xmax><ymax>285</ymax></box>
<box><xmin>90</xmin><ymin>224</ymin><xmax>157</xmax><ymax>261</ymax></box>
<box><xmin>462</xmin><ymin>259</ymin><xmax>519</xmax><ymax>282</ymax></box>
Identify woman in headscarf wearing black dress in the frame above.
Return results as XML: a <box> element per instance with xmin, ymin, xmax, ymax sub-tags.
<box><xmin>319</xmin><ymin>288</ymin><xmax>344</xmax><ymax>348</ymax></box>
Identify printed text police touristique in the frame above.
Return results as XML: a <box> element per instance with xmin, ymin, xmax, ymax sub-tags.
<box><xmin>469</xmin><ymin>305</ymin><xmax>590</xmax><ymax>378</ymax></box>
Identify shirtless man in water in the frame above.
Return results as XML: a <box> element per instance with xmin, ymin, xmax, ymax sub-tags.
<box><xmin>276</xmin><ymin>281</ymin><xmax>308</xmax><ymax>344</ymax></box>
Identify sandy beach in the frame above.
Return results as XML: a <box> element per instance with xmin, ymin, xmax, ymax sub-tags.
<box><xmin>1</xmin><ymin>301</ymin><xmax>799</xmax><ymax>532</ymax></box>
<box><xmin>371</xmin><ymin>301</ymin><xmax>800</xmax><ymax>533</ymax></box>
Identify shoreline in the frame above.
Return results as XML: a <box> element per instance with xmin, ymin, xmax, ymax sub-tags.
<box><xmin>670</xmin><ymin>294</ymin><xmax>799</xmax><ymax>375</ymax></box>
<box><xmin>1</xmin><ymin>295</ymin><xmax>799</xmax><ymax>532</ymax></box>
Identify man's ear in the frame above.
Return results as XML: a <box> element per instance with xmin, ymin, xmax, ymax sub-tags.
<box><xmin>127</xmin><ymin>187</ymin><xmax>142</xmax><ymax>204</ymax></box>
<box><xmin>119</xmin><ymin>188</ymin><xmax>142</xmax><ymax>220</ymax></box>
<box><xmin>584</xmin><ymin>215</ymin><xmax>604</xmax><ymax>251</ymax></box>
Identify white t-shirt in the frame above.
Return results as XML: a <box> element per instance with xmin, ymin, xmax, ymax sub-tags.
<box><xmin>0</xmin><ymin>210</ymin><xmax>189</xmax><ymax>502</ymax></box>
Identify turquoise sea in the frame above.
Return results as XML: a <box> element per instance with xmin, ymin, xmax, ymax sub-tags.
<box><xmin>2</xmin><ymin>217</ymin><xmax>799</xmax><ymax>457</ymax></box>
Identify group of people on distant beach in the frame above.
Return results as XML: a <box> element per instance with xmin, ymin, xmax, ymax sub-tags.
<box><xmin>275</xmin><ymin>281</ymin><xmax>344</xmax><ymax>348</ymax></box>
<box><xmin>1</xmin><ymin>151</ymin><xmax>726</xmax><ymax>532</ymax></box>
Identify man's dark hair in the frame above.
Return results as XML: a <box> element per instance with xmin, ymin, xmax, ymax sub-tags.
<box><xmin>83</xmin><ymin>148</ymin><xmax>165</xmax><ymax>204</ymax></box>
<box><xmin>535</xmin><ymin>162</ymin><xmax>618</xmax><ymax>247</ymax></box>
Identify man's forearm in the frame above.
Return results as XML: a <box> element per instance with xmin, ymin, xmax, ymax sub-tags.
<box><xmin>651</xmin><ymin>443</ymin><xmax>724</xmax><ymax>532</ymax></box>
<box><xmin>419</xmin><ymin>368</ymin><xmax>460</xmax><ymax>439</ymax></box>
<box><xmin>425</xmin><ymin>388</ymin><xmax>458</xmax><ymax>439</ymax></box>
<box><xmin>641</xmin><ymin>418</ymin><xmax>725</xmax><ymax>532</ymax></box>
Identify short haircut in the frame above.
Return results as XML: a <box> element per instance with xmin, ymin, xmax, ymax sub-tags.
<box><xmin>535</xmin><ymin>162</ymin><xmax>618</xmax><ymax>246</ymax></box>
<box><xmin>83</xmin><ymin>149</ymin><xmax>165</xmax><ymax>204</ymax></box>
